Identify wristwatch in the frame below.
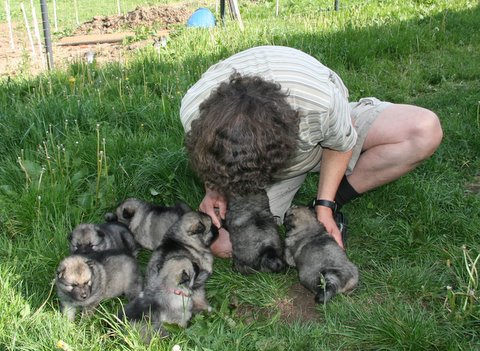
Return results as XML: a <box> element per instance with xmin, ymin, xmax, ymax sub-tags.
<box><xmin>311</xmin><ymin>199</ymin><xmax>338</xmax><ymax>213</ymax></box>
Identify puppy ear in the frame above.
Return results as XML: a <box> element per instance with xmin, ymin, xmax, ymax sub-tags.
<box><xmin>194</xmin><ymin>270</ymin><xmax>211</xmax><ymax>286</ymax></box>
<box><xmin>96</xmin><ymin>229</ymin><xmax>105</xmax><ymax>238</ymax></box>
<box><xmin>85</xmin><ymin>260</ymin><xmax>95</xmax><ymax>270</ymax></box>
<box><xmin>179</xmin><ymin>269</ymin><xmax>191</xmax><ymax>285</ymax></box>
<box><xmin>192</xmin><ymin>262</ymin><xmax>200</xmax><ymax>277</ymax></box>
<box><xmin>104</xmin><ymin>212</ymin><xmax>117</xmax><ymax>222</ymax></box>
<box><xmin>210</xmin><ymin>225</ymin><xmax>219</xmax><ymax>241</ymax></box>
<box><xmin>122</xmin><ymin>207</ymin><xmax>135</xmax><ymax>219</ymax></box>
<box><xmin>176</xmin><ymin>202</ymin><xmax>192</xmax><ymax>214</ymax></box>
<box><xmin>188</xmin><ymin>221</ymin><xmax>205</xmax><ymax>235</ymax></box>
<box><xmin>57</xmin><ymin>265</ymin><xmax>66</xmax><ymax>279</ymax></box>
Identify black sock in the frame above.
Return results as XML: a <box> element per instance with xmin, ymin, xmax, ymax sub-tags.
<box><xmin>335</xmin><ymin>175</ymin><xmax>360</xmax><ymax>209</ymax></box>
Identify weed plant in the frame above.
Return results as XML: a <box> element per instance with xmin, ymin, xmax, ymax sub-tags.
<box><xmin>0</xmin><ymin>0</ymin><xmax>479</xmax><ymax>350</ymax></box>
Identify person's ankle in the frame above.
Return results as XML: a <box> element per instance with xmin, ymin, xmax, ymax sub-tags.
<box><xmin>335</xmin><ymin>175</ymin><xmax>360</xmax><ymax>209</ymax></box>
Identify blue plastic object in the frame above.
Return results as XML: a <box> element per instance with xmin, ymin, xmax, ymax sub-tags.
<box><xmin>186</xmin><ymin>8</ymin><xmax>216</xmax><ymax>28</ymax></box>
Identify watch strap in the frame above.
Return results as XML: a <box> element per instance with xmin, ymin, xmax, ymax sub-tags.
<box><xmin>311</xmin><ymin>199</ymin><xmax>338</xmax><ymax>213</ymax></box>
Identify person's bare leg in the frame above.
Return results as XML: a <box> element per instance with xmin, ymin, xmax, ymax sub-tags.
<box><xmin>210</xmin><ymin>228</ymin><xmax>233</xmax><ymax>258</ymax></box>
<box><xmin>348</xmin><ymin>104</ymin><xmax>443</xmax><ymax>193</ymax></box>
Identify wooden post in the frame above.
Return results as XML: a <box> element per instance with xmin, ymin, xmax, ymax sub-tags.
<box><xmin>228</xmin><ymin>0</ymin><xmax>244</xmax><ymax>31</ymax></box>
<box><xmin>5</xmin><ymin>0</ymin><xmax>15</xmax><ymax>49</ymax></box>
<box><xmin>30</xmin><ymin>0</ymin><xmax>46</xmax><ymax>67</ymax></box>
<box><xmin>20</xmin><ymin>2</ymin><xmax>37</xmax><ymax>59</ymax></box>
<box><xmin>73</xmin><ymin>0</ymin><xmax>79</xmax><ymax>25</ymax></box>
<box><xmin>52</xmin><ymin>0</ymin><xmax>58</xmax><ymax>31</ymax></box>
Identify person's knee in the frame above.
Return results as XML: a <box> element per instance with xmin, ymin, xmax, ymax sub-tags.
<box><xmin>412</xmin><ymin>108</ymin><xmax>443</xmax><ymax>158</ymax></box>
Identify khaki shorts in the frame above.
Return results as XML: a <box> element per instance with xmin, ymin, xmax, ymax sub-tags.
<box><xmin>266</xmin><ymin>97</ymin><xmax>393</xmax><ymax>223</ymax></box>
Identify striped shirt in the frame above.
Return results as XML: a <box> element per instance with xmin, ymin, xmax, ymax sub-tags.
<box><xmin>180</xmin><ymin>46</ymin><xmax>357</xmax><ymax>179</ymax></box>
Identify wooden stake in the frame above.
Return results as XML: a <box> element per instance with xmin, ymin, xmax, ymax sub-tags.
<box><xmin>30</xmin><ymin>0</ymin><xmax>46</xmax><ymax>67</ymax></box>
<box><xmin>56</xmin><ymin>31</ymin><xmax>143</xmax><ymax>46</ymax></box>
<box><xmin>53</xmin><ymin>0</ymin><xmax>58</xmax><ymax>31</ymax></box>
<box><xmin>228</xmin><ymin>0</ymin><xmax>244</xmax><ymax>31</ymax></box>
<box><xmin>5</xmin><ymin>0</ymin><xmax>15</xmax><ymax>49</ymax></box>
<box><xmin>116</xmin><ymin>0</ymin><xmax>121</xmax><ymax>15</ymax></box>
<box><xmin>73</xmin><ymin>0</ymin><xmax>79</xmax><ymax>25</ymax></box>
<box><xmin>20</xmin><ymin>2</ymin><xmax>37</xmax><ymax>59</ymax></box>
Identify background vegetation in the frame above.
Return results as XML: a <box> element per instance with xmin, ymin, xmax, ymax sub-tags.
<box><xmin>0</xmin><ymin>0</ymin><xmax>479</xmax><ymax>349</ymax></box>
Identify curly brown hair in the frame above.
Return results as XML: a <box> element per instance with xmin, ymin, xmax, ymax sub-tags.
<box><xmin>185</xmin><ymin>73</ymin><xmax>299</xmax><ymax>195</ymax></box>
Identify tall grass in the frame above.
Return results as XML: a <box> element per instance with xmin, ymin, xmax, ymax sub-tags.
<box><xmin>1</xmin><ymin>0</ymin><xmax>479</xmax><ymax>349</ymax></box>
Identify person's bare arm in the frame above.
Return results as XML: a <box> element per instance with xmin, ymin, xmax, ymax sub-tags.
<box><xmin>315</xmin><ymin>148</ymin><xmax>353</xmax><ymax>249</ymax></box>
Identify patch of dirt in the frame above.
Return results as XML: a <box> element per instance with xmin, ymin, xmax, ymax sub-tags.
<box><xmin>73</xmin><ymin>5</ymin><xmax>190</xmax><ymax>35</ymax></box>
<box><xmin>0</xmin><ymin>4</ymin><xmax>193</xmax><ymax>78</ymax></box>
<box><xmin>232</xmin><ymin>283</ymin><xmax>320</xmax><ymax>324</ymax></box>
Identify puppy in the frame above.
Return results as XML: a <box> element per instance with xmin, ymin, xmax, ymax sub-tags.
<box><xmin>225</xmin><ymin>190</ymin><xmax>285</xmax><ymax>274</ymax></box>
<box><xmin>55</xmin><ymin>251</ymin><xmax>143</xmax><ymax>321</ymax></box>
<box><xmin>146</xmin><ymin>211</ymin><xmax>217</xmax><ymax>313</ymax></box>
<box><xmin>122</xmin><ymin>256</ymin><xmax>206</xmax><ymax>335</ymax></box>
<box><xmin>284</xmin><ymin>206</ymin><xmax>359</xmax><ymax>303</ymax></box>
<box><xmin>105</xmin><ymin>198</ymin><xmax>191</xmax><ymax>250</ymax></box>
<box><xmin>68</xmin><ymin>222</ymin><xmax>138</xmax><ymax>257</ymax></box>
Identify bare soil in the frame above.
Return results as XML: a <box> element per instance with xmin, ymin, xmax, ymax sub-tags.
<box><xmin>0</xmin><ymin>4</ymin><xmax>191</xmax><ymax>77</ymax></box>
<box><xmin>233</xmin><ymin>283</ymin><xmax>320</xmax><ymax>324</ymax></box>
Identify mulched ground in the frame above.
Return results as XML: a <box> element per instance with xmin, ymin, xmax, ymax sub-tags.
<box><xmin>73</xmin><ymin>5</ymin><xmax>190</xmax><ymax>35</ymax></box>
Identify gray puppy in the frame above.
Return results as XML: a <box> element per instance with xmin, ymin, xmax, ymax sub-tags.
<box><xmin>146</xmin><ymin>211</ymin><xmax>218</xmax><ymax>313</ymax></box>
<box><xmin>225</xmin><ymin>190</ymin><xmax>285</xmax><ymax>274</ymax></box>
<box><xmin>55</xmin><ymin>251</ymin><xmax>143</xmax><ymax>321</ymax></box>
<box><xmin>122</xmin><ymin>256</ymin><xmax>207</xmax><ymax>342</ymax></box>
<box><xmin>105</xmin><ymin>198</ymin><xmax>191</xmax><ymax>250</ymax></box>
<box><xmin>284</xmin><ymin>206</ymin><xmax>359</xmax><ymax>303</ymax></box>
<box><xmin>68</xmin><ymin>222</ymin><xmax>138</xmax><ymax>257</ymax></box>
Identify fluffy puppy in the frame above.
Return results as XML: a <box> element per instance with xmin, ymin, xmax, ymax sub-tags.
<box><xmin>105</xmin><ymin>198</ymin><xmax>191</xmax><ymax>250</ymax></box>
<box><xmin>122</xmin><ymin>256</ymin><xmax>207</xmax><ymax>335</ymax></box>
<box><xmin>68</xmin><ymin>222</ymin><xmax>138</xmax><ymax>257</ymax></box>
<box><xmin>55</xmin><ymin>251</ymin><xmax>143</xmax><ymax>321</ymax></box>
<box><xmin>225</xmin><ymin>190</ymin><xmax>285</xmax><ymax>274</ymax></box>
<box><xmin>284</xmin><ymin>206</ymin><xmax>359</xmax><ymax>303</ymax></box>
<box><xmin>146</xmin><ymin>211</ymin><xmax>217</xmax><ymax>313</ymax></box>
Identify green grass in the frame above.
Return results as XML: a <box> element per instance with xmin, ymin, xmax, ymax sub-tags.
<box><xmin>1</xmin><ymin>0</ymin><xmax>480</xmax><ymax>349</ymax></box>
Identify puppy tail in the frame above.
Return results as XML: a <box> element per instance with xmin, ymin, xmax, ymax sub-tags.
<box><xmin>120</xmin><ymin>295</ymin><xmax>158</xmax><ymax>322</ymax></box>
<box><xmin>259</xmin><ymin>246</ymin><xmax>285</xmax><ymax>273</ymax></box>
<box><xmin>314</xmin><ymin>269</ymin><xmax>340</xmax><ymax>304</ymax></box>
<box><xmin>120</xmin><ymin>297</ymin><xmax>168</xmax><ymax>344</ymax></box>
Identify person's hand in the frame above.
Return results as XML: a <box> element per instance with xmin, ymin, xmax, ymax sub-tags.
<box><xmin>199</xmin><ymin>187</ymin><xmax>227</xmax><ymax>229</ymax></box>
<box><xmin>315</xmin><ymin>206</ymin><xmax>344</xmax><ymax>250</ymax></box>
<box><xmin>199</xmin><ymin>188</ymin><xmax>232</xmax><ymax>258</ymax></box>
